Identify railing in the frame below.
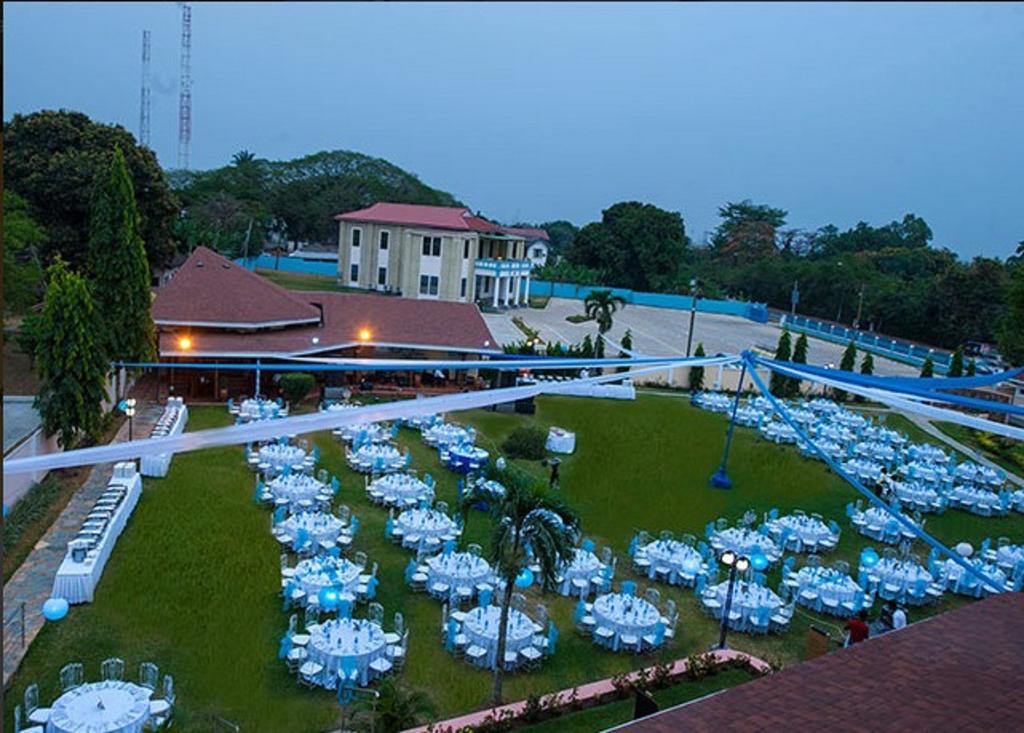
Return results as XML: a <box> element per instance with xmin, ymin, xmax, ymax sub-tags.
<box><xmin>474</xmin><ymin>258</ymin><xmax>532</xmax><ymax>275</ymax></box>
<box><xmin>4</xmin><ymin>602</ymin><xmax>26</xmax><ymax>651</ymax></box>
<box><xmin>781</xmin><ymin>314</ymin><xmax>952</xmax><ymax>373</ymax></box>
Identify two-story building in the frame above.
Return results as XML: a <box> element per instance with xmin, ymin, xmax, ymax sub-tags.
<box><xmin>335</xmin><ymin>203</ymin><xmax>534</xmax><ymax>307</ymax></box>
<box><xmin>502</xmin><ymin>227</ymin><xmax>551</xmax><ymax>269</ymax></box>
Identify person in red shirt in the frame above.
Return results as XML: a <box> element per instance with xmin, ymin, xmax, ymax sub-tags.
<box><xmin>844</xmin><ymin>609</ymin><xmax>870</xmax><ymax>646</ymax></box>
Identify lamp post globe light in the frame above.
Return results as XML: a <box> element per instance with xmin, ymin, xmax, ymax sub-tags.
<box><xmin>685</xmin><ymin>277</ymin><xmax>700</xmax><ymax>358</ymax></box>
<box><xmin>715</xmin><ymin>548</ymin><xmax>765</xmax><ymax>650</ymax></box>
<box><xmin>125</xmin><ymin>397</ymin><xmax>137</xmax><ymax>442</ymax></box>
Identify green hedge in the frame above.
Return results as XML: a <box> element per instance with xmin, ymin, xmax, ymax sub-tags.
<box><xmin>502</xmin><ymin>426</ymin><xmax>548</xmax><ymax>460</ymax></box>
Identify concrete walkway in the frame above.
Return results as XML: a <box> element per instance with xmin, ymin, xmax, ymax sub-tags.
<box><xmin>903</xmin><ymin>413</ymin><xmax>1023</xmax><ymax>487</ymax></box>
<box><xmin>404</xmin><ymin>649</ymin><xmax>770</xmax><ymax>733</ymax></box>
<box><xmin>3</xmin><ymin>403</ymin><xmax>162</xmax><ymax>686</ymax></box>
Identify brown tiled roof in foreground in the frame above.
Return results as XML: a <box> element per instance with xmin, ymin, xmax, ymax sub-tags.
<box><xmin>620</xmin><ymin>592</ymin><xmax>1024</xmax><ymax>732</ymax></box>
<box><xmin>153</xmin><ymin>247</ymin><xmax>322</xmax><ymax>327</ymax></box>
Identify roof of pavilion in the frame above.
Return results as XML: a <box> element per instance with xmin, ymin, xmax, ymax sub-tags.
<box><xmin>616</xmin><ymin>591</ymin><xmax>1024</xmax><ymax>732</ymax></box>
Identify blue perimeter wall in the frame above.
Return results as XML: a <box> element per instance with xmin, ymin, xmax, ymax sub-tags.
<box><xmin>234</xmin><ymin>256</ymin><xmax>769</xmax><ymax>324</ymax></box>
<box><xmin>528</xmin><ymin>280</ymin><xmax>769</xmax><ymax>323</ymax></box>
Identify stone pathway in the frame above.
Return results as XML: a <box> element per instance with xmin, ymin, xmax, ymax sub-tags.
<box><xmin>904</xmin><ymin>413</ymin><xmax>1023</xmax><ymax>487</ymax></box>
<box><xmin>3</xmin><ymin>403</ymin><xmax>162</xmax><ymax>686</ymax></box>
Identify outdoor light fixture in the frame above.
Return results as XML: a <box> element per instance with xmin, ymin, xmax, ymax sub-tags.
<box><xmin>358</xmin><ymin>328</ymin><xmax>372</xmax><ymax>342</ymax></box>
<box><xmin>125</xmin><ymin>397</ymin><xmax>137</xmax><ymax>442</ymax></box>
<box><xmin>178</xmin><ymin>336</ymin><xmax>193</xmax><ymax>351</ymax></box>
<box><xmin>716</xmin><ymin>549</ymin><xmax>761</xmax><ymax>649</ymax></box>
<box><xmin>311</xmin><ymin>336</ymin><xmax>320</xmax><ymax>345</ymax></box>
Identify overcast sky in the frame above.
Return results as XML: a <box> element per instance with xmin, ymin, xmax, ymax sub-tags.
<box><xmin>4</xmin><ymin>2</ymin><xmax>1023</xmax><ymax>257</ymax></box>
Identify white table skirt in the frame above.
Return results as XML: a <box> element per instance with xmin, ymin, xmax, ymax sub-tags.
<box><xmin>46</xmin><ymin>681</ymin><xmax>151</xmax><ymax>733</ymax></box>
<box><xmin>546</xmin><ymin>428</ymin><xmax>576</xmax><ymax>454</ymax></box>
<box><xmin>277</xmin><ymin>513</ymin><xmax>344</xmax><ymax>545</ymax></box>
<box><xmin>592</xmin><ymin>593</ymin><xmax>660</xmax><ymax>651</ymax></box>
<box><xmin>639</xmin><ymin>540</ymin><xmax>706</xmax><ymax>586</ymax></box>
<box><xmin>705</xmin><ymin>580</ymin><xmax>782</xmax><ymax>631</ymax></box>
<box><xmin>461</xmin><ymin>606</ymin><xmax>535</xmax><ymax>669</ymax></box>
<box><xmin>371</xmin><ymin>475</ymin><xmax>433</xmax><ymax>507</ymax></box>
<box><xmin>557</xmin><ymin>549</ymin><xmax>603</xmax><ymax>595</ymax></box>
<box><xmin>269</xmin><ymin>474</ymin><xmax>326</xmax><ymax>505</ymax></box>
<box><xmin>291</xmin><ymin>556</ymin><xmax>363</xmax><ymax>599</ymax></box>
<box><xmin>53</xmin><ymin>467</ymin><xmax>142</xmax><ymax>604</ymax></box>
<box><xmin>427</xmin><ymin>553</ymin><xmax>493</xmax><ymax>592</ymax></box>
<box><xmin>396</xmin><ymin>509</ymin><xmax>457</xmax><ymax>548</ymax></box>
<box><xmin>140</xmin><ymin>399</ymin><xmax>187</xmax><ymax>478</ymax></box>
<box><xmin>306</xmin><ymin>618</ymin><xmax>388</xmax><ymax>688</ymax></box>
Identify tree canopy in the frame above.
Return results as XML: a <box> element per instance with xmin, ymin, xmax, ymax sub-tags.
<box><xmin>3</xmin><ymin>190</ymin><xmax>46</xmax><ymax>314</ymax></box>
<box><xmin>3</xmin><ymin>109</ymin><xmax>179</xmax><ymax>269</ymax></box>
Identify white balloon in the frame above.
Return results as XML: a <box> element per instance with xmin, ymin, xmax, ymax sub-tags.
<box><xmin>956</xmin><ymin>542</ymin><xmax>973</xmax><ymax>558</ymax></box>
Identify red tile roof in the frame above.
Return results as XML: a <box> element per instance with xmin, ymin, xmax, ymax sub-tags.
<box><xmin>621</xmin><ymin>592</ymin><xmax>1024</xmax><ymax>732</ymax></box>
<box><xmin>153</xmin><ymin>247</ymin><xmax>321</xmax><ymax>328</ymax></box>
<box><xmin>333</xmin><ymin>202</ymin><xmax>517</xmax><ymax>237</ymax></box>
<box><xmin>501</xmin><ymin>226</ymin><xmax>549</xmax><ymax>241</ymax></box>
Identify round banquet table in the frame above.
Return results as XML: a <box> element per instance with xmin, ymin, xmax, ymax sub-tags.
<box><xmin>710</xmin><ymin>528</ymin><xmax>781</xmax><ymax>563</ymax></box>
<box><xmin>592</xmin><ymin>593</ymin><xmax>661</xmax><ymax>651</ymax></box>
<box><xmin>852</xmin><ymin>507</ymin><xmax>919</xmax><ymax>544</ymax></box>
<box><xmin>291</xmin><ymin>555</ymin><xmax>363</xmax><ymax>601</ymax></box>
<box><xmin>938</xmin><ymin>559</ymin><xmax>1006</xmax><ymax>598</ymax></box>
<box><xmin>860</xmin><ymin>557</ymin><xmax>934</xmax><ymax>603</ymax></box>
<box><xmin>336</xmin><ymin>422</ymin><xmax>387</xmax><ymax>444</ymax></box>
<box><xmin>703</xmin><ymin>579</ymin><xmax>782</xmax><ymax>631</ymax></box>
<box><xmin>259</xmin><ymin>444</ymin><xmax>307</xmax><ymax>472</ymax></box>
<box><xmin>948</xmin><ymin>485</ymin><xmax>1005</xmax><ymax>515</ymax></box>
<box><xmin>426</xmin><ymin>552</ymin><xmax>493</xmax><ymax>593</ymax></box>
<box><xmin>395</xmin><ymin>508</ymin><xmax>458</xmax><ymax>549</ymax></box>
<box><xmin>424</xmin><ymin>424</ymin><xmax>473</xmax><ymax>447</ymax></box>
<box><xmin>638</xmin><ymin>540</ymin><xmax>706</xmax><ymax>586</ymax></box>
<box><xmin>546</xmin><ymin>427</ymin><xmax>576</xmax><ymax>454</ymax></box>
<box><xmin>460</xmin><ymin>606</ymin><xmax>536</xmax><ymax>669</ymax></box>
<box><xmin>305</xmin><ymin>618</ymin><xmax>388</xmax><ymax>688</ymax></box>
<box><xmin>278</xmin><ymin>512</ymin><xmax>344</xmax><ymax>546</ymax></box>
<box><xmin>444</xmin><ymin>445</ymin><xmax>489</xmax><ymax>474</ymax></box>
<box><xmin>792</xmin><ymin>567</ymin><xmax>864</xmax><ymax>616</ymax></box>
<box><xmin>369</xmin><ymin>474</ymin><xmax>433</xmax><ymax>508</ymax></box>
<box><xmin>46</xmin><ymin>681</ymin><xmax>152</xmax><ymax>733</ymax></box>
<box><xmin>766</xmin><ymin>515</ymin><xmax>837</xmax><ymax>553</ymax></box>
<box><xmin>268</xmin><ymin>474</ymin><xmax>325</xmax><ymax>506</ymax></box>
<box><xmin>352</xmin><ymin>444</ymin><xmax>404</xmax><ymax>472</ymax></box>
<box><xmin>994</xmin><ymin>543</ymin><xmax>1024</xmax><ymax>573</ymax></box>
<box><xmin>557</xmin><ymin>548</ymin><xmax>604</xmax><ymax>596</ymax></box>
<box><xmin>239</xmin><ymin>398</ymin><xmax>281</xmax><ymax>421</ymax></box>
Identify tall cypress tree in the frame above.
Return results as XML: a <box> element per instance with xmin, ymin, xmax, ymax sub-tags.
<box><xmin>789</xmin><ymin>333</ymin><xmax>809</xmax><ymax>397</ymax></box>
<box><xmin>948</xmin><ymin>346</ymin><xmax>964</xmax><ymax>377</ymax></box>
<box><xmin>966</xmin><ymin>359</ymin><xmax>977</xmax><ymax>377</ymax></box>
<box><xmin>833</xmin><ymin>340</ymin><xmax>857</xmax><ymax>402</ymax></box>
<box><xmin>617</xmin><ymin>328</ymin><xmax>633</xmax><ymax>373</ymax></box>
<box><xmin>87</xmin><ymin>146</ymin><xmax>156</xmax><ymax>363</ymax></box>
<box><xmin>769</xmin><ymin>329</ymin><xmax>792</xmax><ymax>395</ymax></box>
<box><xmin>920</xmin><ymin>356</ymin><xmax>935</xmax><ymax>378</ymax></box>
<box><xmin>860</xmin><ymin>352</ymin><xmax>874</xmax><ymax>376</ymax></box>
<box><xmin>34</xmin><ymin>258</ymin><xmax>111</xmax><ymax>448</ymax></box>
<box><xmin>689</xmin><ymin>342</ymin><xmax>706</xmax><ymax>392</ymax></box>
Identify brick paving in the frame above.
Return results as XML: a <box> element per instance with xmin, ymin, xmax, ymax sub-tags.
<box><xmin>3</xmin><ymin>403</ymin><xmax>162</xmax><ymax>686</ymax></box>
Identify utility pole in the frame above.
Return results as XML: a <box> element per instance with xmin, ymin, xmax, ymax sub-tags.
<box><xmin>789</xmin><ymin>279</ymin><xmax>799</xmax><ymax>317</ymax></box>
<box><xmin>853</xmin><ymin>283</ymin><xmax>866</xmax><ymax>330</ymax></box>
<box><xmin>177</xmin><ymin>4</ymin><xmax>193</xmax><ymax>170</ymax></box>
<box><xmin>139</xmin><ymin>30</ymin><xmax>151</xmax><ymax>147</ymax></box>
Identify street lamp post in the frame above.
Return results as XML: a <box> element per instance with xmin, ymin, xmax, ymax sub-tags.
<box><xmin>685</xmin><ymin>278</ymin><xmax>700</xmax><ymax>357</ymax></box>
<box><xmin>716</xmin><ymin>550</ymin><xmax>749</xmax><ymax>650</ymax></box>
<box><xmin>125</xmin><ymin>398</ymin><xmax>137</xmax><ymax>442</ymax></box>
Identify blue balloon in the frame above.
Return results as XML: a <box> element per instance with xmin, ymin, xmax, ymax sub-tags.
<box><xmin>318</xmin><ymin>587</ymin><xmax>340</xmax><ymax>611</ymax></box>
<box><xmin>43</xmin><ymin>597</ymin><xmax>69</xmax><ymax>622</ymax></box>
<box><xmin>515</xmin><ymin>567</ymin><xmax>534</xmax><ymax>588</ymax></box>
<box><xmin>860</xmin><ymin>547</ymin><xmax>880</xmax><ymax>568</ymax></box>
<box><xmin>750</xmin><ymin>552</ymin><xmax>769</xmax><ymax>571</ymax></box>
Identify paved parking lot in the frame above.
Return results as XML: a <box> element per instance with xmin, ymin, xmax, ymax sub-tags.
<box><xmin>483</xmin><ymin>298</ymin><xmax>919</xmax><ymax>377</ymax></box>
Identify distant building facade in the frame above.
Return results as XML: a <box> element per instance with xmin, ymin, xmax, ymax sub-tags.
<box><xmin>335</xmin><ymin>203</ymin><xmax>534</xmax><ymax>307</ymax></box>
<box><xmin>502</xmin><ymin>227</ymin><xmax>551</xmax><ymax>270</ymax></box>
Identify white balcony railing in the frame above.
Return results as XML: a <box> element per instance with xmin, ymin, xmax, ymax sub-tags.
<box><xmin>474</xmin><ymin>258</ymin><xmax>532</xmax><ymax>276</ymax></box>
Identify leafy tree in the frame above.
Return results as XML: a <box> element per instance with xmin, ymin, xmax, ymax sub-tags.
<box><xmin>583</xmin><ymin>290</ymin><xmax>626</xmax><ymax>334</ymax></box>
<box><xmin>832</xmin><ymin>341</ymin><xmax>857</xmax><ymax>402</ymax></box>
<box><xmin>998</xmin><ymin>266</ymin><xmax>1024</xmax><ymax>366</ymax></box>
<box><xmin>617</xmin><ymin>328</ymin><xmax>633</xmax><ymax>373</ymax></box>
<box><xmin>87</xmin><ymin>146</ymin><xmax>156</xmax><ymax>363</ymax></box>
<box><xmin>3</xmin><ymin>109</ymin><xmax>179</xmax><ymax>269</ymax></box>
<box><xmin>33</xmin><ymin>259</ymin><xmax>111</xmax><ymax>448</ymax></box>
<box><xmin>537</xmin><ymin>220</ymin><xmax>577</xmax><ymax>254</ymax></box>
<box><xmin>566</xmin><ymin>202</ymin><xmax>687</xmax><ymax>291</ymax></box>
<box><xmin>533</xmin><ymin>259</ymin><xmax>607</xmax><ymax>285</ymax></box>
<box><xmin>502</xmin><ymin>426</ymin><xmax>548</xmax><ymax>460</ymax></box>
<box><xmin>966</xmin><ymin>359</ymin><xmax>977</xmax><ymax>376</ymax></box>
<box><xmin>711</xmin><ymin>200</ymin><xmax>788</xmax><ymax>264</ymax></box>
<box><xmin>458</xmin><ymin>470</ymin><xmax>578</xmax><ymax>705</ymax></box>
<box><xmin>689</xmin><ymin>343</ymin><xmax>706</xmax><ymax>391</ymax></box>
<box><xmin>948</xmin><ymin>346</ymin><xmax>965</xmax><ymax>377</ymax></box>
<box><xmin>860</xmin><ymin>352</ymin><xmax>874</xmax><ymax>376</ymax></box>
<box><xmin>920</xmin><ymin>356</ymin><xmax>935</xmax><ymax>378</ymax></box>
<box><xmin>365</xmin><ymin>679</ymin><xmax>436</xmax><ymax>733</ymax></box>
<box><xmin>279</xmin><ymin>372</ymin><xmax>316</xmax><ymax>405</ymax></box>
<box><xmin>769</xmin><ymin>330</ymin><xmax>792</xmax><ymax>396</ymax></box>
<box><xmin>3</xmin><ymin>190</ymin><xmax>46</xmax><ymax>313</ymax></box>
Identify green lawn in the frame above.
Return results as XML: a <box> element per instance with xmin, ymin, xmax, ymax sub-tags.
<box><xmin>933</xmin><ymin>421</ymin><xmax>1024</xmax><ymax>476</ymax></box>
<box><xmin>255</xmin><ymin>268</ymin><xmax>368</xmax><ymax>294</ymax></box>
<box><xmin>6</xmin><ymin>396</ymin><xmax>1021</xmax><ymax>732</ymax></box>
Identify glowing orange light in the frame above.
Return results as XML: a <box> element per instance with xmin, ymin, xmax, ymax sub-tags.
<box><xmin>358</xmin><ymin>328</ymin><xmax>372</xmax><ymax>342</ymax></box>
<box><xmin>178</xmin><ymin>336</ymin><xmax>193</xmax><ymax>351</ymax></box>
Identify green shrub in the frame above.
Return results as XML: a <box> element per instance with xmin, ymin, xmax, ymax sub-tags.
<box><xmin>565</xmin><ymin>313</ymin><xmax>593</xmax><ymax>324</ymax></box>
<box><xmin>502</xmin><ymin>426</ymin><xmax>548</xmax><ymax>460</ymax></box>
<box><xmin>279</xmin><ymin>372</ymin><xmax>315</xmax><ymax>405</ymax></box>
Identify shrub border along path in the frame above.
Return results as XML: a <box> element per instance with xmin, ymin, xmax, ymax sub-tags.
<box><xmin>410</xmin><ymin>649</ymin><xmax>770</xmax><ymax>732</ymax></box>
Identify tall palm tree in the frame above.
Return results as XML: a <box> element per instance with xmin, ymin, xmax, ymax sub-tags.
<box><xmin>459</xmin><ymin>468</ymin><xmax>579</xmax><ymax>706</ymax></box>
<box><xmin>362</xmin><ymin>678</ymin><xmax>436</xmax><ymax>733</ymax></box>
<box><xmin>583</xmin><ymin>289</ymin><xmax>626</xmax><ymax>335</ymax></box>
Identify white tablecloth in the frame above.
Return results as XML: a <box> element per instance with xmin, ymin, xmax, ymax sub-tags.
<box><xmin>239</xmin><ymin>398</ymin><xmax>281</xmax><ymax>421</ymax></box>
<box><xmin>891</xmin><ymin>481</ymin><xmax>944</xmax><ymax>513</ymax></box>
<box><xmin>704</xmin><ymin>579</ymin><xmax>782</xmax><ymax>631</ymax></box>
<box><xmin>638</xmin><ymin>540</ymin><xmax>706</xmax><ymax>586</ymax></box>
<box><xmin>994</xmin><ymin>544</ymin><xmax>1024</xmax><ymax>573</ymax></box>
<box><xmin>546</xmin><ymin>427</ymin><xmax>576</xmax><ymax>454</ymax></box>
<box><xmin>352</xmin><ymin>444</ymin><xmax>405</xmax><ymax>472</ymax></box>
<box><xmin>277</xmin><ymin>512</ymin><xmax>344</xmax><ymax>546</ymax></box>
<box><xmin>524</xmin><ymin>377</ymin><xmax>635</xmax><ymax>400</ymax></box>
<box><xmin>291</xmin><ymin>555</ymin><xmax>363</xmax><ymax>600</ymax></box>
<box><xmin>47</xmin><ymin>681</ymin><xmax>152</xmax><ymax>733</ymax></box>
<box><xmin>306</xmin><ymin>618</ymin><xmax>388</xmax><ymax>687</ymax></box>
<box><xmin>557</xmin><ymin>549</ymin><xmax>604</xmax><ymax>596</ymax></box>
<box><xmin>140</xmin><ymin>398</ymin><xmax>187</xmax><ymax>477</ymax></box>
<box><xmin>461</xmin><ymin>606</ymin><xmax>536</xmax><ymax>669</ymax></box>
<box><xmin>426</xmin><ymin>552</ymin><xmax>493</xmax><ymax>592</ymax></box>
<box><xmin>861</xmin><ymin>557</ymin><xmax>934</xmax><ymax>603</ymax></box>
<box><xmin>592</xmin><ymin>593</ymin><xmax>661</xmax><ymax>651</ymax></box>
<box><xmin>766</xmin><ymin>515</ymin><xmax>837</xmax><ymax>553</ymax></box>
<box><xmin>423</xmin><ymin>424</ymin><xmax>473</xmax><ymax>447</ymax></box>
<box><xmin>851</xmin><ymin>507</ymin><xmax>918</xmax><ymax>544</ymax></box>
<box><xmin>336</xmin><ymin>422</ymin><xmax>386</xmax><ymax>444</ymax></box>
<box><xmin>938</xmin><ymin>559</ymin><xmax>1006</xmax><ymax>598</ymax></box>
<box><xmin>710</xmin><ymin>528</ymin><xmax>781</xmax><ymax>563</ymax></box>
<box><xmin>52</xmin><ymin>466</ymin><xmax>142</xmax><ymax>604</ymax></box>
<box><xmin>791</xmin><ymin>567</ymin><xmax>864</xmax><ymax>616</ymax></box>
<box><xmin>369</xmin><ymin>474</ymin><xmax>433</xmax><ymax>507</ymax></box>
<box><xmin>259</xmin><ymin>444</ymin><xmax>307</xmax><ymax>472</ymax></box>
<box><xmin>268</xmin><ymin>474</ymin><xmax>326</xmax><ymax>506</ymax></box>
<box><xmin>948</xmin><ymin>485</ymin><xmax>1006</xmax><ymax>515</ymax></box>
<box><xmin>395</xmin><ymin>508</ymin><xmax>457</xmax><ymax>549</ymax></box>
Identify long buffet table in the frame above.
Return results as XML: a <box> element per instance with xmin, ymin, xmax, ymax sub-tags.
<box><xmin>140</xmin><ymin>398</ymin><xmax>187</xmax><ymax>477</ymax></box>
<box><xmin>52</xmin><ymin>463</ymin><xmax>143</xmax><ymax>604</ymax></box>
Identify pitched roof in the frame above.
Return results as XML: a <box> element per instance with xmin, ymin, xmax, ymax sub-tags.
<box><xmin>501</xmin><ymin>226</ymin><xmax>550</xmax><ymax>241</ymax></box>
<box><xmin>333</xmin><ymin>202</ymin><xmax>516</xmax><ymax>236</ymax></box>
<box><xmin>157</xmin><ymin>290</ymin><xmax>499</xmax><ymax>357</ymax></box>
<box><xmin>619</xmin><ymin>592</ymin><xmax>1024</xmax><ymax>732</ymax></box>
<box><xmin>153</xmin><ymin>247</ymin><xmax>322</xmax><ymax>328</ymax></box>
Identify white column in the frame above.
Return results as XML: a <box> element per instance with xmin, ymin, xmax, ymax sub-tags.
<box><xmin>503</xmin><ymin>276</ymin><xmax>511</xmax><ymax>307</ymax></box>
<box><xmin>492</xmin><ymin>276</ymin><xmax>499</xmax><ymax>308</ymax></box>
<box><xmin>512</xmin><ymin>276</ymin><xmax>520</xmax><ymax>306</ymax></box>
<box><xmin>522</xmin><ymin>274</ymin><xmax>531</xmax><ymax>305</ymax></box>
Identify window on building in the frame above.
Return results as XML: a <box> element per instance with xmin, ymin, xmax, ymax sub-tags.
<box><xmin>379</xmin><ymin>231</ymin><xmax>389</xmax><ymax>250</ymax></box>
<box><xmin>378</xmin><ymin>267</ymin><xmax>387</xmax><ymax>286</ymax></box>
<box><xmin>350</xmin><ymin>264</ymin><xmax>359</xmax><ymax>282</ymax></box>
<box><xmin>351</xmin><ymin>228</ymin><xmax>361</xmax><ymax>247</ymax></box>
<box><xmin>463</xmin><ymin>239</ymin><xmax>471</xmax><ymax>259</ymax></box>
<box><xmin>533</xmin><ymin>247</ymin><xmax>544</xmax><ymax>258</ymax></box>
<box><xmin>422</xmin><ymin>236</ymin><xmax>441</xmax><ymax>257</ymax></box>
<box><xmin>429</xmin><ymin>276</ymin><xmax>439</xmax><ymax>295</ymax></box>
<box><xmin>460</xmin><ymin>277</ymin><xmax>467</xmax><ymax>298</ymax></box>
<box><xmin>419</xmin><ymin>274</ymin><xmax>439</xmax><ymax>295</ymax></box>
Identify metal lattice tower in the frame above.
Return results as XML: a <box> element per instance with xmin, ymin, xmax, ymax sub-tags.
<box><xmin>177</xmin><ymin>4</ymin><xmax>192</xmax><ymax>169</ymax></box>
<box><xmin>139</xmin><ymin>30</ymin><xmax>152</xmax><ymax>147</ymax></box>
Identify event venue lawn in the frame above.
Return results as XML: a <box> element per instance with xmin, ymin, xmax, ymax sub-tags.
<box><xmin>6</xmin><ymin>395</ymin><xmax>1021</xmax><ymax>731</ymax></box>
